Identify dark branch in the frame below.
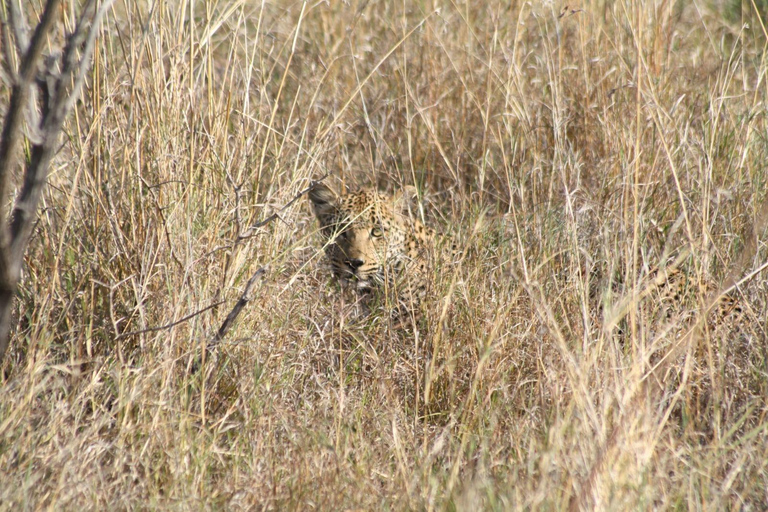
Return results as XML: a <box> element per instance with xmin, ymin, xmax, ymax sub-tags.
<box><xmin>0</xmin><ymin>0</ymin><xmax>113</xmax><ymax>363</ymax></box>
<box><xmin>115</xmin><ymin>300</ymin><xmax>226</xmax><ymax>341</ymax></box>
<box><xmin>189</xmin><ymin>267</ymin><xmax>268</xmax><ymax>375</ymax></box>
<box><xmin>209</xmin><ymin>267</ymin><xmax>267</xmax><ymax>347</ymax></box>
<box><xmin>0</xmin><ymin>0</ymin><xmax>61</xmax><ymax>245</ymax></box>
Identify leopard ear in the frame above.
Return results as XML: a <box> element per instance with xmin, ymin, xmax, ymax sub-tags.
<box><xmin>392</xmin><ymin>185</ymin><xmax>420</xmax><ymax>216</ymax></box>
<box><xmin>308</xmin><ymin>182</ymin><xmax>340</xmax><ymax>227</ymax></box>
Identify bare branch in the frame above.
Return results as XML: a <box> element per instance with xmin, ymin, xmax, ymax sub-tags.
<box><xmin>188</xmin><ymin>267</ymin><xmax>268</xmax><ymax>375</ymax></box>
<box><xmin>16</xmin><ymin>0</ymin><xmax>59</xmax><ymax>85</ymax></box>
<box><xmin>209</xmin><ymin>267</ymin><xmax>267</xmax><ymax>348</ymax></box>
<box><xmin>61</xmin><ymin>0</ymin><xmax>112</xmax><ymax>117</ymax></box>
<box><xmin>114</xmin><ymin>300</ymin><xmax>226</xmax><ymax>341</ymax></box>
<box><xmin>10</xmin><ymin>0</ymin><xmax>115</xmax><ymax>263</ymax></box>
<box><xmin>237</xmin><ymin>174</ymin><xmax>328</xmax><ymax>240</ymax></box>
<box><xmin>0</xmin><ymin>0</ymin><xmax>112</xmax><ymax>363</ymax></box>
<box><xmin>0</xmin><ymin>0</ymin><xmax>61</xmax><ymax>265</ymax></box>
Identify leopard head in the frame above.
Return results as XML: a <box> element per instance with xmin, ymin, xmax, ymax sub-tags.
<box><xmin>308</xmin><ymin>182</ymin><xmax>422</xmax><ymax>291</ymax></box>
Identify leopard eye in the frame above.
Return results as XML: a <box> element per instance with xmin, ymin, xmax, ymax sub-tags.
<box><xmin>371</xmin><ymin>227</ymin><xmax>383</xmax><ymax>238</ymax></box>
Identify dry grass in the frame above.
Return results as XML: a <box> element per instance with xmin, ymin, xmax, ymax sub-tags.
<box><xmin>2</xmin><ymin>0</ymin><xmax>768</xmax><ymax>509</ymax></box>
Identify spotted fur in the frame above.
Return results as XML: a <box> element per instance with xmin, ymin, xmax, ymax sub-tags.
<box><xmin>647</xmin><ymin>266</ymin><xmax>744</xmax><ymax>332</ymax></box>
<box><xmin>308</xmin><ymin>182</ymin><xmax>438</xmax><ymax>309</ymax></box>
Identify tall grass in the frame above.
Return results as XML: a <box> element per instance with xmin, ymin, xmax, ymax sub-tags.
<box><xmin>1</xmin><ymin>0</ymin><xmax>767</xmax><ymax>509</ymax></box>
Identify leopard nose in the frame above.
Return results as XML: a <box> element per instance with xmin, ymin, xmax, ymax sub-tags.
<box><xmin>346</xmin><ymin>258</ymin><xmax>364</xmax><ymax>270</ymax></box>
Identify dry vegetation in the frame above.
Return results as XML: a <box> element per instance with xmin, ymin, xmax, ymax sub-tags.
<box><xmin>2</xmin><ymin>0</ymin><xmax>768</xmax><ymax>509</ymax></box>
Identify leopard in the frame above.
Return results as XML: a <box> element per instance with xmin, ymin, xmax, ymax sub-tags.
<box><xmin>599</xmin><ymin>260</ymin><xmax>748</xmax><ymax>344</ymax></box>
<box><xmin>645</xmin><ymin>265</ymin><xmax>745</xmax><ymax>332</ymax></box>
<box><xmin>641</xmin><ymin>265</ymin><xmax>759</xmax><ymax>438</ymax></box>
<box><xmin>308</xmin><ymin>182</ymin><xmax>442</xmax><ymax>311</ymax></box>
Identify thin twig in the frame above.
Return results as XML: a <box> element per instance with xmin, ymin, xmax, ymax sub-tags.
<box><xmin>62</xmin><ymin>0</ymin><xmax>113</xmax><ymax>117</ymax></box>
<box><xmin>188</xmin><ymin>267</ymin><xmax>269</xmax><ymax>375</ymax></box>
<box><xmin>115</xmin><ymin>300</ymin><xmax>226</xmax><ymax>341</ymax></box>
<box><xmin>137</xmin><ymin>174</ymin><xmax>184</xmax><ymax>271</ymax></box>
<box><xmin>237</xmin><ymin>174</ymin><xmax>328</xmax><ymax>240</ymax></box>
<box><xmin>208</xmin><ymin>267</ymin><xmax>267</xmax><ymax>348</ymax></box>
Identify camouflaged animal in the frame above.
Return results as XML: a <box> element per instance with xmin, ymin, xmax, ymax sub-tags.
<box><xmin>646</xmin><ymin>266</ymin><xmax>745</xmax><ymax>331</ymax></box>
<box><xmin>308</xmin><ymin>182</ymin><xmax>441</xmax><ymax>310</ymax></box>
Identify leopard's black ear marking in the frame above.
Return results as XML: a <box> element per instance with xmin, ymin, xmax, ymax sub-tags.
<box><xmin>309</xmin><ymin>183</ymin><xmax>340</xmax><ymax>229</ymax></box>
